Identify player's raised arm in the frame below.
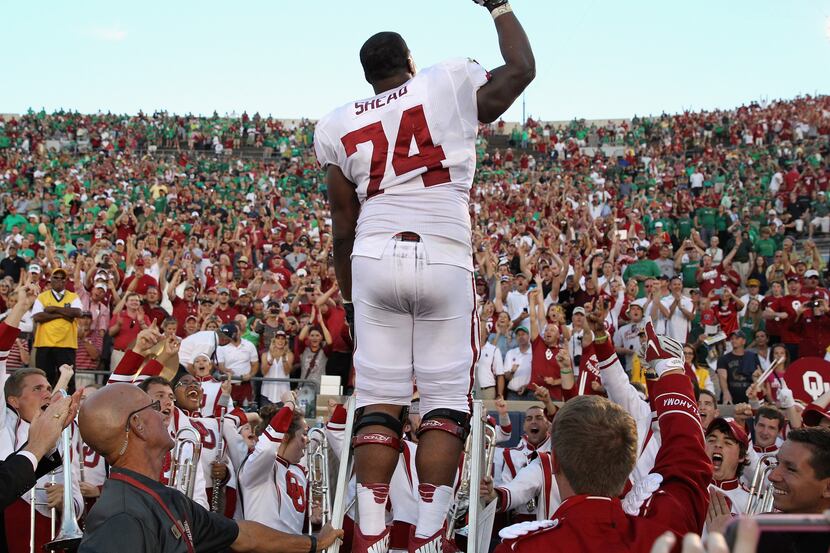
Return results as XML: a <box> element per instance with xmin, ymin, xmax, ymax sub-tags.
<box><xmin>474</xmin><ymin>0</ymin><xmax>535</xmax><ymax>123</ymax></box>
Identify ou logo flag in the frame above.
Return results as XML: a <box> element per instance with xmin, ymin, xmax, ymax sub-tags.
<box><xmin>783</xmin><ymin>358</ymin><xmax>830</xmax><ymax>403</ymax></box>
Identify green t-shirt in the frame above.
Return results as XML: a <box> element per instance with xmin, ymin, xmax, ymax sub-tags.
<box><xmin>623</xmin><ymin>259</ymin><xmax>662</xmax><ymax>298</ymax></box>
<box><xmin>654</xmin><ymin>217</ymin><xmax>675</xmax><ymax>235</ymax></box>
<box><xmin>739</xmin><ymin>316</ymin><xmax>765</xmax><ymax>346</ymax></box>
<box><xmin>676</xmin><ymin>216</ymin><xmax>693</xmax><ymax>240</ymax></box>
<box><xmin>716</xmin><ymin>213</ymin><xmax>730</xmax><ymax>232</ymax></box>
<box><xmin>754</xmin><ymin>238</ymin><xmax>777</xmax><ymax>258</ymax></box>
<box><xmin>2</xmin><ymin>213</ymin><xmax>26</xmax><ymax>232</ymax></box>
<box><xmin>696</xmin><ymin>207</ymin><xmax>717</xmax><ymax>229</ymax></box>
<box><xmin>681</xmin><ymin>260</ymin><xmax>700</xmax><ymax>289</ymax></box>
<box><xmin>812</xmin><ymin>200</ymin><xmax>830</xmax><ymax>218</ymax></box>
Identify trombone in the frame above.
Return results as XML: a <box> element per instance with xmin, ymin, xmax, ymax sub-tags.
<box><xmin>445</xmin><ymin>416</ymin><xmax>497</xmax><ymax>541</ymax></box>
<box><xmin>211</xmin><ymin>406</ymin><xmax>228</xmax><ymax>513</ymax></box>
<box><xmin>306</xmin><ymin>427</ymin><xmax>331</xmax><ymax>534</ymax></box>
<box><xmin>44</xmin><ymin>415</ymin><xmax>84</xmax><ymax>551</ymax></box>
<box><xmin>169</xmin><ymin>427</ymin><xmax>203</xmax><ymax>499</ymax></box>
<box><xmin>746</xmin><ymin>453</ymin><xmax>778</xmax><ymax>515</ymax></box>
<box><xmin>30</xmin><ymin>472</ymin><xmax>57</xmax><ymax>553</ymax></box>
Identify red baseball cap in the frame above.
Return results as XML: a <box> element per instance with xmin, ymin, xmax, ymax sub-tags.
<box><xmin>802</xmin><ymin>404</ymin><xmax>830</xmax><ymax>427</ymax></box>
<box><xmin>706</xmin><ymin>417</ymin><xmax>749</xmax><ymax>448</ymax></box>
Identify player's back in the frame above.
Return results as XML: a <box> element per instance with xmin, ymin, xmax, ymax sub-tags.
<box><xmin>314</xmin><ymin>58</ymin><xmax>489</xmax><ymax>270</ymax></box>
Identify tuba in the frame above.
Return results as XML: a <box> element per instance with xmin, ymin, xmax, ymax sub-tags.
<box><xmin>306</xmin><ymin>427</ymin><xmax>331</xmax><ymax>534</ymax></box>
<box><xmin>746</xmin><ymin>453</ymin><xmax>778</xmax><ymax>515</ymax></box>
<box><xmin>169</xmin><ymin>427</ymin><xmax>203</xmax><ymax>499</ymax></box>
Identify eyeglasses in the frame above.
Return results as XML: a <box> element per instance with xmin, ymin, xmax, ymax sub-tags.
<box><xmin>174</xmin><ymin>380</ymin><xmax>200</xmax><ymax>390</ymax></box>
<box><xmin>117</xmin><ymin>400</ymin><xmax>161</xmax><ymax>457</ymax></box>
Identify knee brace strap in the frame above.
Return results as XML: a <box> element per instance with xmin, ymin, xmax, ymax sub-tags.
<box><xmin>352</xmin><ymin>407</ymin><xmax>408</xmax><ymax>451</ymax></box>
<box><xmin>353</xmin><ymin>432</ymin><xmax>402</xmax><ymax>451</ymax></box>
<box><xmin>417</xmin><ymin>408</ymin><xmax>471</xmax><ymax>441</ymax></box>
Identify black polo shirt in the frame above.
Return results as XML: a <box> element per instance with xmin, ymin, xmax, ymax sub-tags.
<box><xmin>79</xmin><ymin>467</ymin><xmax>238</xmax><ymax>553</ymax></box>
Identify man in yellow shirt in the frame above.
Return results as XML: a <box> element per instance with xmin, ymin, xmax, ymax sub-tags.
<box><xmin>31</xmin><ymin>268</ymin><xmax>83</xmax><ymax>387</ymax></box>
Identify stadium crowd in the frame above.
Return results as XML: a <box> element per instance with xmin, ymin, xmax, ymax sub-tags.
<box><xmin>1</xmin><ymin>92</ymin><xmax>830</xmax><ymax>552</ymax></box>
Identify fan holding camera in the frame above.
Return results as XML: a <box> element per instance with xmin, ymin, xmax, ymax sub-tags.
<box><xmin>794</xmin><ymin>271</ymin><xmax>830</xmax><ymax>358</ymax></box>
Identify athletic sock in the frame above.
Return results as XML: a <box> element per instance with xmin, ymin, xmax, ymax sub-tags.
<box><xmin>356</xmin><ymin>483</ymin><xmax>390</xmax><ymax>536</ymax></box>
<box><xmin>414</xmin><ymin>483</ymin><xmax>454</xmax><ymax>538</ymax></box>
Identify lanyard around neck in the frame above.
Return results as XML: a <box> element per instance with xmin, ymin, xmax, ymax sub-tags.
<box><xmin>110</xmin><ymin>472</ymin><xmax>195</xmax><ymax>553</ymax></box>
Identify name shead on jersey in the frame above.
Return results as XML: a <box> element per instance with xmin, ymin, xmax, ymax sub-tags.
<box><xmin>354</xmin><ymin>85</ymin><xmax>408</xmax><ymax>116</ymax></box>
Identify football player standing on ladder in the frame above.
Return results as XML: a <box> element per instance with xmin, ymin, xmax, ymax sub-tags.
<box><xmin>314</xmin><ymin>1</ymin><xmax>534</xmax><ymax>551</ymax></box>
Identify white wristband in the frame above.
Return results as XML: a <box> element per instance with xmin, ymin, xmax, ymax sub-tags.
<box><xmin>492</xmin><ymin>3</ymin><xmax>512</xmax><ymax>19</ymax></box>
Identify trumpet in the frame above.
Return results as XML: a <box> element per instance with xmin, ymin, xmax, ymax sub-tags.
<box><xmin>169</xmin><ymin>427</ymin><xmax>203</xmax><ymax>499</ymax></box>
<box><xmin>306</xmin><ymin>427</ymin><xmax>331</xmax><ymax>534</ymax></box>
<box><xmin>44</xmin><ymin>415</ymin><xmax>84</xmax><ymax>551</ymax></box>
<box><xmin>746</xmin><ymin>453</ymin><xmax>778</xmax><ymax>515</ymax></box>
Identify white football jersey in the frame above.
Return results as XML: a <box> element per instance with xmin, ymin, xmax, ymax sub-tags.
<box><xmin>314</xmin><ymin>58</ymin><xmax>489</xmax><ymax>270</ymax></box>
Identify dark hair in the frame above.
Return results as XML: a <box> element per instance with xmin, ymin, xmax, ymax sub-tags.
<box><xmin>359</xmin><ymin>32</ymin><xmax>410</xmax><ymax>84</ymax></box>
<box><xmin>170</xmin><ymin>369</ymin><xmax>193</xmax><ymax>389</ymax></box>
<box><xmin>697</xmin><ymin>388</ymin><xmax>717</xmax><ymax>403</ymax></box>
<box><xmin>256</xmin><ymin>404</ymin><xmax>306</xmax><ymax>442</ymax></box>
<box><xmin>788</xmin><ymin>427</ymin><xmax>830</xmax><ymax>480</ymax></box>
<box><xmin>756</xmin><ymin>405</ymin><xmax>786</xmax><ymax>431</ymax></box>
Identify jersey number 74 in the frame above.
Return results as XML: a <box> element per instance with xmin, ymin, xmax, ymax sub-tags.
<box><xmin>341</xmin><ymin>104</ymin><xmax>451</xmax><ymax>198</ymax></box>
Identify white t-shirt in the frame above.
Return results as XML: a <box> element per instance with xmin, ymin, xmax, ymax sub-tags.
<box><xmin>314</xmin><ymin>58</ymin><xmax>489</xmax><ymax>271</ymax></box>
<box><xmin>477</xmin><ymin>341</ymin><xmax>505</xmax><ymax>389</ymax></box>
<box><xmin>658</xmin><ymin>294</ymin><xmax>694</xmax><ymax>343</ymax></box>
<box><xmin>217</xmin><ymin>340</ymin><xmax>259</xmax><ymax>377</ymax></box>
<box><xmin>504</xmin><ymin>346</ymin><xmax>533</xmax><ymax>391</ymax></box>
<box><xmin>505</xmin><ymin>289</ymin><xmax>530</xmax><ymax>321</ymax></box>
<box><xmin>739</xmin><ymin>293</ymin><xmax>764</xmax><ymax>317</ymax></box>
<box><xmin>614</xmin><ymin>322</ymin><xmax>642</xmax><ymax>373</ymax></box>
<box><xmin>31</xmin><ymin>293</ymin><xmax>83</xmax><ymax>316</ymax></box>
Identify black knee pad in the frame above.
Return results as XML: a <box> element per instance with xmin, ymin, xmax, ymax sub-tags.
<box><xmin>417</xmin><ymin>408</ymin><xmax>471</xmax><ymax>441</ymax></box>
<box><xmin>352</xmin><ymin>406</ymin><xmax>409</xmax><ymax>451</ymax></box>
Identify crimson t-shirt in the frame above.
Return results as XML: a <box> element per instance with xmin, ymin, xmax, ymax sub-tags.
<box><xmin>780</xmin><ymin>294</ymin><xmax>810</xmax><ymax>344</ymax></box>
<box><xmin>762</xmin><ymin>296</ymin><xmax>784</xmax><ymax>337</ymax></box>
<box><xmin>530</xmin><ymin>336</ymin><xmax>562</xmax><ymax>400</ymax></box>
<box><xmin>121</xmin><ymin>274</ymin><xmax>159</xmax><ymax>296</ymax></box>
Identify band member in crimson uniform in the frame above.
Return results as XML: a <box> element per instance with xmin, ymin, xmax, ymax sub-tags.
<box><xmin>496</xmin><ymin>318</ymin><xmax>711</xmax><ymax>552</ymax></box>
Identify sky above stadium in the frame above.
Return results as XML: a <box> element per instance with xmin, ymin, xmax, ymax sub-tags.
<box><xmin>3</xmin><ymin>0</ymin><xmax>830</xmax><ymax>122</ymax></box>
